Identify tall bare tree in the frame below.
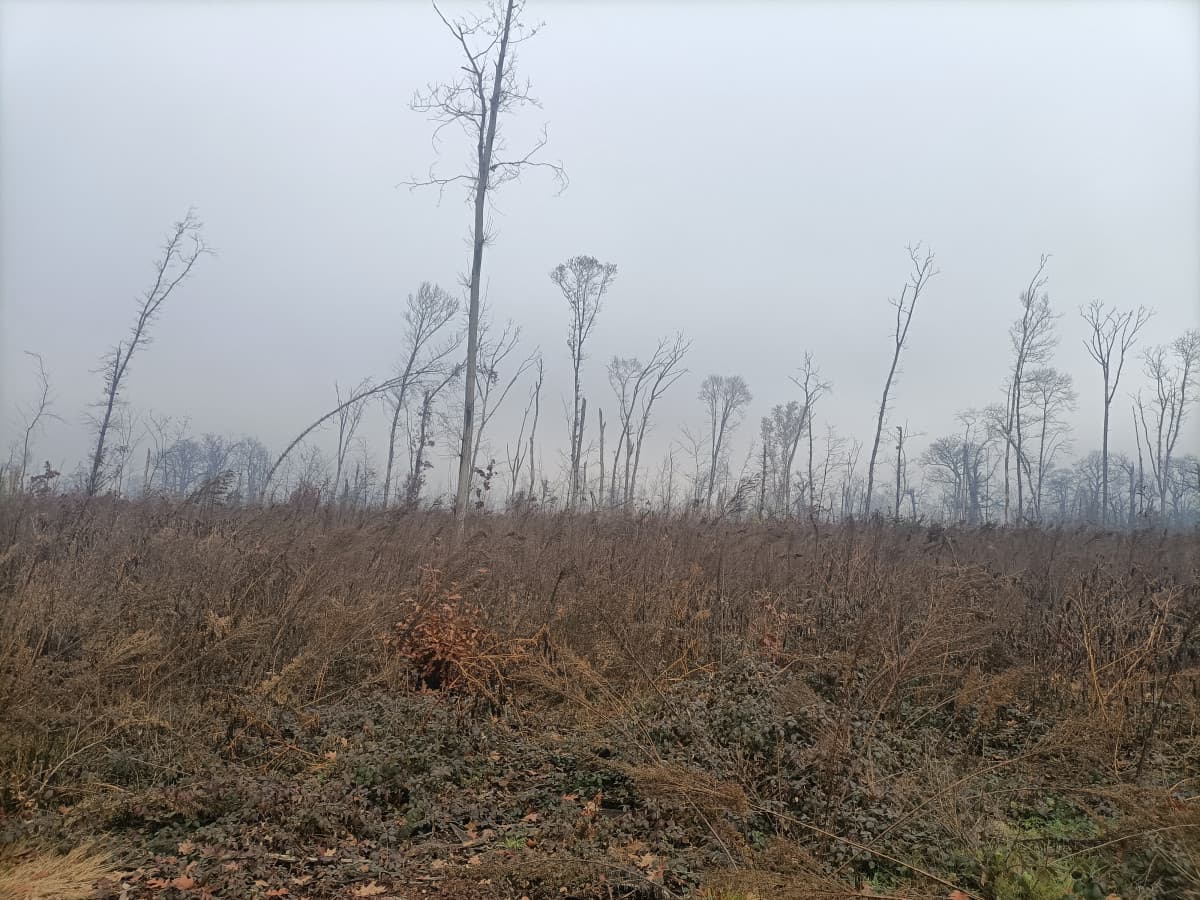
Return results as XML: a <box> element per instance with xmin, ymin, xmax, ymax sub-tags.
<box><xmin>86</xmin><ymin>211</ymin><xmax>209</xmax><ymax>497</ymax></box>
<box><xmin>699</xmin><ymin>374</ymin><xmax>753</xmax><ymax>508</ymax></box>
<box><xmin>409</xmin><ymin>0</ymin><xmax>564</xmax><ymax>528</ymax></box>
<box><xmin>864</xmin><ymin>245</ymin><xmax>937</xmax><ymax>515</ymax></box>
<box><xmin>551</xmin><ymin>255</ymin><xmax>616</xmax><ymax>507</ymax></box>
<box><xmin>1136</xmin><ymin>329</ymin><xmax>1200</xmax><ymax>516</ymax></box>
<box><xmin>1080</xmin><ymin>300</ymin><xmax>1153</xmax><ymax>524</ymax></box>
<box><xmin>1001</xmin><ymin>256</ymin><xmax>1057</xmax><ymax>523</ymax></box>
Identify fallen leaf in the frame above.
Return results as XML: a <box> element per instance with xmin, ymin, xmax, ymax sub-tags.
<box><xmin>521</xmin><ymin>812</ymin><xmax>540</xmax><ymax>823</ymax></box>
<box><xmin>169</xmin><ymin>875</ymin><xmax>197</xmax><ymax>890</ymax></box>
<box><xmin>265</xmin><ymin>890</ymin><xmax>290</xmax><ymax>897</ymax></box>
<box><xmin>177</xmin><ymin>841</ymin><xmax>196</xmax><ymax>855</ymax></box>
<box><xmin>352</xmin><ymin>882</ymin><xmax>389</xmax><ymax>897</ymax></box>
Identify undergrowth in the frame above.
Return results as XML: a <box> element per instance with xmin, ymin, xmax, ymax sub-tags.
<box><xmin>0</xmin><ymin>497</ymin><xmax>1197</xmax><ymax>898</ymax></box>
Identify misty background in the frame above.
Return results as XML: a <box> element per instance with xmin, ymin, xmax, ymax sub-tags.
<box><xmin>2</xmin><ymin>0</ymin><xmax>1198</xmax><ymax>505</ymax></box>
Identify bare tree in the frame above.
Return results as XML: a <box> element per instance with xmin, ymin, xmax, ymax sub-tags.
<box><xmin>468</xmin><ymin>317</ymin><xmax>538</xmax><ymax>490</ymax></box>
<box><xmin>230</xmin><ymin>436</ymin><xmax>272</xmax><ymax>504</ymax></box>
<box><xmin>606</xmin><ymin>355</ymin><xmax>643</xmax><ymax>505</ymax></box>
<box><xmin>864</xmin><ymin>245</ymin><xmax>937</xmax><ymax>515</ymax></box>
<box><xmin>1001</xmin><ymin>255</ymin><xmax>1058</xmax><ymax>523</ymax></box>
<box><xmin>506</xmin><ymin>356</ymin><xmax>544</xmax><ymax>501</ymax></box>
<box><xmin>404</xmin><ymin>365</ymin><xmax>462</xmax><ymax>508</ymax></box>
<box><xmin>814</xmin><ymin>424</ymin><xmax>847</xmax><ymax>522</ymax></box>
<box><xmin>789</xmin><ymin>351</ymin><xmax>831</xmax><ymax>513</ymax></box>
<box><xmin>628</xmin><ymin>333</ymin><xmax>690</xmax><ymax>502</ymax></box>
<box><xmin>1080</xmin><ymin>300</ymin><xmax>1153</xmax><ymax>525</ymax></box>
<box><xmin>603</xmin><ymin>338</ymin><xmax>690</xmax><ymax>507</ymax></box>
<box><xmin>408</xmin><ymin>0</ymin><xmax>564</xmax><ymax>529</ymax></box>
<box><xmin>1024</xmin><ymin>367</ymin><xmax>1077</xmax><ymax>521</ymax></box>
<box><xmin>1136</xmin><ymin>329</ymin><xmax>1200</xmax><ymax>516</ymax></box>
<box><xmin>332</xmin><ymin>379</ymin><xmax>371</xmax><ymax>498</ymax></box>
<box><xmin>698</xmin><ymin>374</ymin><xmax>753</xmax><ymax>508</ymax></box>
<box><xmin>85</xmin><ymin>211</ymin><xmax>210</xmax><ymax>496</ymax></box>
<box><xmin>759</xmin><ymin>401</ymin><xmax>805</xmax><ymax>515</ymax></box>
<box><xmin>382</xmin><ymin>282</ymin><xmax>460</xmax><ymax>506</ymax></box>
<box><xmin>551</xmin><ymin>255</ymin><xmax>617</xmax><ymax>507</ymax></box>
<box><xmin>8</xmin><ymin>352</ymin><xmax>60</xmax><ymax>493</ymax></box>
<box><xmin>890</xmin><ymin>423</ymin><xmax>925</xmax><ymax>521</ymax></box>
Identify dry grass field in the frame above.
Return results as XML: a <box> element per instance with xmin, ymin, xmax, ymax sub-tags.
<box><xmin>1</xmin><ymin>497</ymin><xmax>1197</xmax><ymax>898</ymax></box>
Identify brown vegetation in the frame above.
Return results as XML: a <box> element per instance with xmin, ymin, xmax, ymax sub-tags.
<box><xmin>0</xmin><ymin>497</ymin><xmax>1197</xmax><ymax>898</ymax></box>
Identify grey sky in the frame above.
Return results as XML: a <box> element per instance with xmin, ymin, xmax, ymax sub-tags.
<box><xmin>2</xmin><ymin>0</ymin><xmax>1198</xmax><ymax>492</ymax></box>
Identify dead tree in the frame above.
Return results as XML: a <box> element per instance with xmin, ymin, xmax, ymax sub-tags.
<box><xmin>1080</xmin><ymin>300</ymin><xmax>1153</xmax><ymax>525</ymax></box>
<box><xmin>606</xmin><ymin>356</ymin><xmax>642</xmax><ymax>505</ymax></box>
<box><xmin>333</xmin><ymin>379</ymin><xmax>371</xmax><ymax>499</ymax></box>
<box><xmin>628</xmin><ymin>333</ymin><xmax>690</xmax><ymax>502</ymax></box>
<box><xmin>408</xmin><ymin>0</ymin><xmax>564</xmax><ymax>529</ymax></box>
<box><xmin>1136</xmin><ymin>330</ymin><xmax>1200</xmax><ymax>516</ymax></box>
<box><xmin>551</xmin><ymin>255</ymin><xmax>616</xmax><ymax>508</ymax></box>
<box><xmin>8</xmin><ymin>352</ymin><xmax>60</xmax><ymax>493</ymax></box>
<box><xmin>606</xmin><ymin>335</ymin><xmax>690</xmax><ymax>507</ymax></box>
<box><xmin>892</xmin><ymin>424</ymin><xmax>923</xmax><ymax>521</ymax></box>
<box><xmin>789</xmin><ymin>351</ymin><xmax>831</xmax><ymax>513</ymax></box>
<box><xmin>1025</xmin><ymin>367</ymin><xmax>1076</xmax><ymax>521</ymax></box>
<box><xmin>759</xmin><ymin>401</ymin><xmax>805</xmax><ymax>515</ymax></box>
<box><xmin>404</xmin><ymin>365</ymin><xmax>462</xmax><ymax>508</ymax></box>
<box><xmin>699</xmin><ymin>374</ymin><xmax>753</xmax><ymax>508</ymax></box>
<box><xmin>1002</xmin><ymin>256</ymin><xmax>1057</xmax><ymax>523</ymax></box>
<box><xmin>382</xmin><ymin>282</ymin><xmax>460</xmax><ymax>506</ymax></box>
<box><xmin>864</xmin><ymin>245</ymin><xmax>937</xmax><ymax>515</ymax></box>
<box><xmin>468</xmin><ymin>318</ymin><xmax>538</xmax><ymax>489</ymax></box>
<box><xmin>505</xmin><ymin>356</ymin><xmax>544</xmax><ymax>501</ymax></box>
<box><xmin>86</xmin><ymin>211</ymin><xmax>209</xmax><ymax>496</ymax></box>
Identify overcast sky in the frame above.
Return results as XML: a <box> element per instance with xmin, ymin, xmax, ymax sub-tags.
<box><xmin>2</xmin><ymin>0</ymin><xmax>1198</xmax><ymax>494</ymax></box>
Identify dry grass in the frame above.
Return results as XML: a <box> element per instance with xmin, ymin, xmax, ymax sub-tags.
<box><xmin>0</xmin><ymin>496</ymin><xmax>1197</xmax><ymax>897</ymax></box>
<box><xmin>0</xmin><ymin>845</ymin><xmax>114</xmax><ymax>900</ymax></box>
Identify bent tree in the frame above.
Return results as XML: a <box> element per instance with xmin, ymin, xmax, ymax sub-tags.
<box><xmin>86</xmin><ymin>211</ymin><xmax>210</xmax><ymax>497</ymax></box>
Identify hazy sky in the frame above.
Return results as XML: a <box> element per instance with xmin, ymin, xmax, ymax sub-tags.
<box><xmin>2</xmin><ymin>1</ymin><xmax>1198</xmax><ymax>493</ymax></box>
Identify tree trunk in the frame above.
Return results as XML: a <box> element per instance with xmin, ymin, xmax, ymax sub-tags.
<box><xmin>454</xmin><ymin>0</ymin><xmax>515</xmax><ymax>529</ymax></box>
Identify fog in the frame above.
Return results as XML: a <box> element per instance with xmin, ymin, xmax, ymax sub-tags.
<box><xmin>2</xmin><ymin>0</ymin><xmax>1198</xmax><ymax>513</ymax></box>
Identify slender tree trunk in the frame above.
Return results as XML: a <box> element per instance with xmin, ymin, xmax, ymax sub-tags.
<box><xmin>894</xmin><ymin>426</ymin><xmax>903</xmax><ymax>521</ymax></box>
<box><xmin>86</xmin><ymin>350</ymin><xmax>124</xmax><ymax>497</ymax></box>
<box><xmin>865</xmin><ymin>352</ymin><xmax>900</xmax><ymax>516</ymax></box>
<box><xmin>806</xmin><ymin>413</ymin><xmax>816</xmax><ymax>513</ymax></box>
<box><xmin>454</xmin><ymin>0</ymin><xmax>515</xmax><ymax>528</ymax></box>
<box><xmin>758</xmin><ymin>443</ymin><xmax>768</xmax><ymax>519</ymax></box>
<box><xmin>383</xmin><ymin>400</ymin><xmax>403</xmax><ymax>507</ymax></box>
<box><xmin>1100</xmin><ymin>369</ymin><xmax>1111</xmax><ymax>525</ymax></box>
<box><xmin>597</xmin><ymin>409</ymin><xmax>606</xmax><ymax>509</ymax></box>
